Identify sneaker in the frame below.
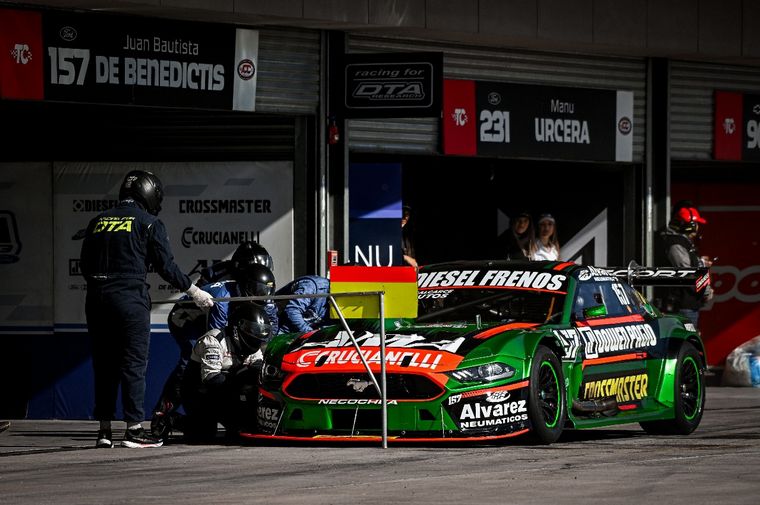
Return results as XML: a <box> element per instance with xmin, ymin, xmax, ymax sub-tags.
<box><xmin>150</xmin><ymin>412</ymin><xmax>171</xmax><ymax>440</ymax></box>
<box><xmin>122</xmin><ymin>427</ymin><xmax>163</xmax><ymax>448</ymax></box>
<box><xmin>95</xmin><ymin>429</ymin><xmax>113</xmax><ymax>448</ymax></box>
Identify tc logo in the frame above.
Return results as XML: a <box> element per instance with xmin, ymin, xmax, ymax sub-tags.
<box><xmin>723</xmin><ymin>117</ymin><xmax>736</xmax><ymax>135</ymax></box>
<box><xmin>11</xmin><ymin>44</ymin><xmax>32</xmax><ymax>64</ymax></box>
<box><xmin>452</xmin><ymin>108</ymin><xmax>468</xmax><ymax>126</ymax></box>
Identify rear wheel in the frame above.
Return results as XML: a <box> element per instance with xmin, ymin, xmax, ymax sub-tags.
<box><xmin>640</xmin><ymin>342</ymin><xmax>705</xmax><ymax>435</ymax></box>
<box><xmin>527</xmin><ymin>345</ymin><xmax>566</xmax><ymax>444</ymax></box>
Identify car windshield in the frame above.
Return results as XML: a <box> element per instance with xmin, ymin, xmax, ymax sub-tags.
<box><xmin>417</xmin><ymin>288</ymin><xmax>564</xmax><ymax>324</ymax></box>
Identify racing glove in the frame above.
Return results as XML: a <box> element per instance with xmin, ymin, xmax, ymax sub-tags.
<box><xmin>186</xmin><ymin>284</ymin><xmax>214</xmax><ymax>308</ymax></box>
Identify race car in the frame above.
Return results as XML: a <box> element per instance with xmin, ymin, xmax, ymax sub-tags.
<box><xmin>244</xmin><ymin>260</ymin><xmax>709</xmax><ymax>444</ymax></box>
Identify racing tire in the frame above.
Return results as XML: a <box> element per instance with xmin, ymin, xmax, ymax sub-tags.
<box><xmin>526</xmin><ymin>345</ymin><xmax>566</xmax><ymax>444</ymax></box>
<box><xmin>640</xmin><ymin>342</ymin><xmax>705</xmax><ymax>436</ymax></box>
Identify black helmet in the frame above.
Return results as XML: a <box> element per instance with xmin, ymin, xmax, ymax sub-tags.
<box><xmin>235</xmin><ymin>263</ymin><xmax>275</xmax><ymax>298</ymax></box>
<box><xmin>119</xmin><ymin>170</ymin><xmax>164</xmax><ymax>215</ymax></box>
<box><xmin>231</xmin><ymin>241</ymin><xmax>274</xmax><ymax>272</ymax></box>
<box><xmin>228</xmin><ymin>303</ymin><xmax>271</xmax><ymax>353</ymax></box>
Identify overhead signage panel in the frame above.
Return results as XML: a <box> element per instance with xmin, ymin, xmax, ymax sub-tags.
<box><xmin>342</xmin><ymin>52</ymin><xmax>442</xmax><ymax>118</ymax></box>
<box><xmin>0</xmin><ymin>7</ymin><xmax>258</xmax><ymax>111</ymax></box>
<box><xmin>715</xmin><ymin>90</ymin><xmax>760</xmax><ymax>162</ymax></box>
<box><xmin>443</xmin><ymin>79</ymin><xmax>633</xmax><ymax>162</ymax></box>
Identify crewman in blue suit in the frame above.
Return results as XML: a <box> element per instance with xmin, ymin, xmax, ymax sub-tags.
<box><xmin>276</xmin><ymin>275</ymin><xmax>330</xmax><ymax>334</ymax></box>
<box><xmin>81</xmin><ymin>170</ymin><xmax>214</xmax><ymax>449</ymax></box>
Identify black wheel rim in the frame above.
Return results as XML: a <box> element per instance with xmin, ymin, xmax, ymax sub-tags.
<box><xmin>538</xmin><ymin>361</ymin><xmax>560</xmax><ymax>428</ymax></box>
<box><xmin>680</xmin><ymin>356</ymin><xmax>701</xmax><ymax>420</ymax></box>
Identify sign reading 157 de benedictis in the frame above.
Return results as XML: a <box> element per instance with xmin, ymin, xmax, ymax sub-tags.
<box><xmin>0</xmin><ymin>8</ymin><xmax>258</xmax><ymax>111</ymax></box>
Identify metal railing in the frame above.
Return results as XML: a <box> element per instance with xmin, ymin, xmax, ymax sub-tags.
<box><xmin>152</xmin><ymin>290</ymin><xmax>390</xmax><ymax>448</ymax></box>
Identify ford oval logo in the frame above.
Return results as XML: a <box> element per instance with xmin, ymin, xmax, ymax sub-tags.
<box><xmin>488</xmin><ymin>92</ymin><xmax>501</xmax><ymax>105</ymax></box>
<box><xmin>59</xmin><ymin>26</ymin><xmax>78</xmax><ymax>42</ymax></box>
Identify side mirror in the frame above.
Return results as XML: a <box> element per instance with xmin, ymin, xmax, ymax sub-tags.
<box><xmin>583</xmin><ymin>304</ymin><xmax>607</xmax><ymax>319</ymax></box>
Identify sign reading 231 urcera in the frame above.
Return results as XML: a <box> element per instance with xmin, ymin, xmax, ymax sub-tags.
<box><xmin>443</xmin><ymin>79</ymin><xmax>634</xmax><ymax>162</ymax></box>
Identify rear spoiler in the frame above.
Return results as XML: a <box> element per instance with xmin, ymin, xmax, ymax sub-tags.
<box><xmin>584</xmin><ymin>265</ymin><xmax>710</xmax><ymax>292</ymax></box>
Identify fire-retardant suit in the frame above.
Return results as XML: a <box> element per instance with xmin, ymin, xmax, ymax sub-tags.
<box><xmin>181</xmin><ymin>303</ymin><xmax>271</xmax><ymax>440</ymax></box>
<box><xmin>81</xmin><ymin>170</ymin><xmax>213</xmax><ymax>449</ymax></box>
<box><xmin>151</xmin><ymin>263</ymin><xmax>278</xmax><ymax>439</ymax></box>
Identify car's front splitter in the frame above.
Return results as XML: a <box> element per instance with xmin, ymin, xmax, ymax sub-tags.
<box><xmin>239</xmin><ymin>429</ymin><xmax>530</xmax><ymax>443</ymax></box>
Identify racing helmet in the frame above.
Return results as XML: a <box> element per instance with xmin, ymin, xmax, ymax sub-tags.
<box><xmin>231</xmin><ymin>241</ymin><xmax>274</xmax><ymax>272</ymax></box>
<box><xmin>228</xmin><ymin>302</ymin><xmax>272</xmax><ymax>353</ymax></box>
<box><xmin>235</xmin><ymin>263</ymin><xmax>276</xmax><ymax>298</ymax></box>
<box><xmin>119</xmin><ymin>170</ymin><xmax>164</xmax><ymax>216</ymax></box>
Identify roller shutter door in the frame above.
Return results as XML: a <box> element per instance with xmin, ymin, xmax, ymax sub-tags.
<box><xmin>347</xmin><ymin>34</ymin><xmax>646</xmax><ymax>161</ymax></box>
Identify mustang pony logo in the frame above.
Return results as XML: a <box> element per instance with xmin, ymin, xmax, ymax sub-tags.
<box><xmin>346</xmin><ymin>378</ymin><xmax>373</xmax><ymax>393</ymax></box>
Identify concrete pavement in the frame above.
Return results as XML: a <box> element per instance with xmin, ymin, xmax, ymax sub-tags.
<box><xmin>1</xmin><ymin>387</ymin><xmax>759</xmax><ymax>504</ymax></box>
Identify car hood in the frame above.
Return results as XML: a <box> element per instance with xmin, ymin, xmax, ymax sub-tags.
<box><xmin>279</xmin><ymin>320</ymin><xmax>539</xmax><ymax>373</ymax></box>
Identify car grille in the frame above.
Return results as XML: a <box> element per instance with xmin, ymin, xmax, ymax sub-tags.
<box><xmin>284</xmin><ymin>373</ymin><xmax>443</xmax><ymax>401</ymax></box>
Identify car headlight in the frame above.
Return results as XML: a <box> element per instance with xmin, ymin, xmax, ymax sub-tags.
<box><xmin>259</xmin><ymin>362</ymin><xmax>285</xmax><ymax>384</ymax></box>
<box><xmin>447</xmin><ymin>362</ymin><xmax>516</xmax><ymax>383</ymax></box>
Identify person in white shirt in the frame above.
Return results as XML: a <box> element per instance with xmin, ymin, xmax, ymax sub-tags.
<box><xmin>532</xmin><ymin>213</ymin><xmax>560</xmax><ymax>261</ymax></box>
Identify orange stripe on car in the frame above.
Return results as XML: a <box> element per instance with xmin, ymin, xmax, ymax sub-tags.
<box><xmin>474</xmin><ymin>323</ymin><xmax>538</xmax><ymax>339</ymax></box>
<box><xmin>582</xmin><ymin>352</ymin><xmax>648</xmax><ymax>369</ymax></box>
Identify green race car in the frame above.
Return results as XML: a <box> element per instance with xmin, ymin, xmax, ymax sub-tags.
<box><xmin>245</xmin><ymin>260</ymin><xmax>710</xmax><ymax>444</ymax></box>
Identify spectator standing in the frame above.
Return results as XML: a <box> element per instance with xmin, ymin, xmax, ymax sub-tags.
<box><xmin>502</xmin><ymin>211</ymin><xmax>536</xmax><ymax>260</ymax></box>
<box><xmin>532</xmin><ymin>213</ymin><xmax>560</xmax><ymax>261</ymax></box>
<box><xmin>277</xmin><ymin>275</ymin><xmax>330</xmax><ymax>334</ymax></box>
<box><xmin>656</xmin><ymin>201</ymin><xmax>714</xmax><ymax>327</ymax></box>
<box><xmin>80</xmin><ymin>170</ymin><xmax>214</xmax><ymax>449</ymax></box>
<box><xmin>401</xmin><ymin>205</ymin><xmax>418</xmax><ymax>269</ymax></box>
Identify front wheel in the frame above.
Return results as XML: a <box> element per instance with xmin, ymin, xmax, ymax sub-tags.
<box><xmin>640</xmin><ymin>342</ymin><xmax>705</xmax><ymax>435</ymax></box>
<box><xmin>526</xmin><ymin>345</ymin><xmax>566</xmax><ymax>444</ymax></box>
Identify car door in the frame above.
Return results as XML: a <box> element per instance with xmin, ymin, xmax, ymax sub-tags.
<box><xmin>571</xmin><ymin>280</ymin><xmax>656</xmax><ymax>412</ymax></box>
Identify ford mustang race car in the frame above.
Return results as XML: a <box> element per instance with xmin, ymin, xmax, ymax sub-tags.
<box><xmin>244</xmin><ymin>260</ymin><xmax>709</xmax><ymax>444</ymax></box>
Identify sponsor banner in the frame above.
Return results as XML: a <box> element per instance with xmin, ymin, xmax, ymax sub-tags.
<box><xmin>329</xmin><ymin>266</ymin><xmax>418</xmax><ymax>319</ymax></box>
<box><xmin>442</xmin><ymin>79</ymin><xmax>633</xmax><ymax>162</ymax></box>
<box><xmin>0</xmin><ymin>9</ymin><xmax>44</xmax><ymax>100</ymax></box>
<box><xmin>553</xmin><ymin>323</ymin><xmax>657</xmax><ymax>360</ymax></box>
<box><xmin>54</xmin><ymin>161</ymin><xmax>293</xmax><ymax>328</ymax></box>
<box><xmin>348</xmin><ymin>163</ymin><xmax>403</xmax><ymax>267</ymax></box>
<box><xmin>0</xmin><ymin>7</ymin><xmax>257</xmax><ymax>110</ymax></box>
<box><xmin>0</xmin><ymin>164</ymin><xmax>53</xmax><ymax>330</ymax></box>
<box><xmin>418</xmin><ymin>269</ymin><xmax>568</xmax><ymax>292</ymax></box>
<box><xmin>342</xmin><ymin>52</ymin><xmax>442</xmax><ymax>118</ymax></box>
<box><xmin>445</xmin><ymin>383</ymin><xmax>529</xmax><ymax>435</ymax></box>
<box><xmin>673</xmin><ymin>182</ymin><xmax>760</xmax><ymax>365</ymax></box>
<box><xmin>581</xmin><ymin>370</ymin><xmax>648</xmax><ymax>404</ymax></box>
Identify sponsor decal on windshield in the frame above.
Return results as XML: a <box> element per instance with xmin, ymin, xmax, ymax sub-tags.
<box><xmin>418</xmin><ymin>269</ymin><xmax>567</xmax><ymax>292</ymax></box>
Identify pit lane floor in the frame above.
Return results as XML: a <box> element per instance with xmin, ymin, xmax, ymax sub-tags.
<box><xmin>1</xmin><ymin>387</ymin><xmax>758</xmax><ymax>505</ymax></box>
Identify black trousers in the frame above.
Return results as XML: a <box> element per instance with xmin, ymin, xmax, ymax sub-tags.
<box><xmin>86</xmin><ymin>278</ymin><xmax>151</xmax><ymax>423</ymax></box>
